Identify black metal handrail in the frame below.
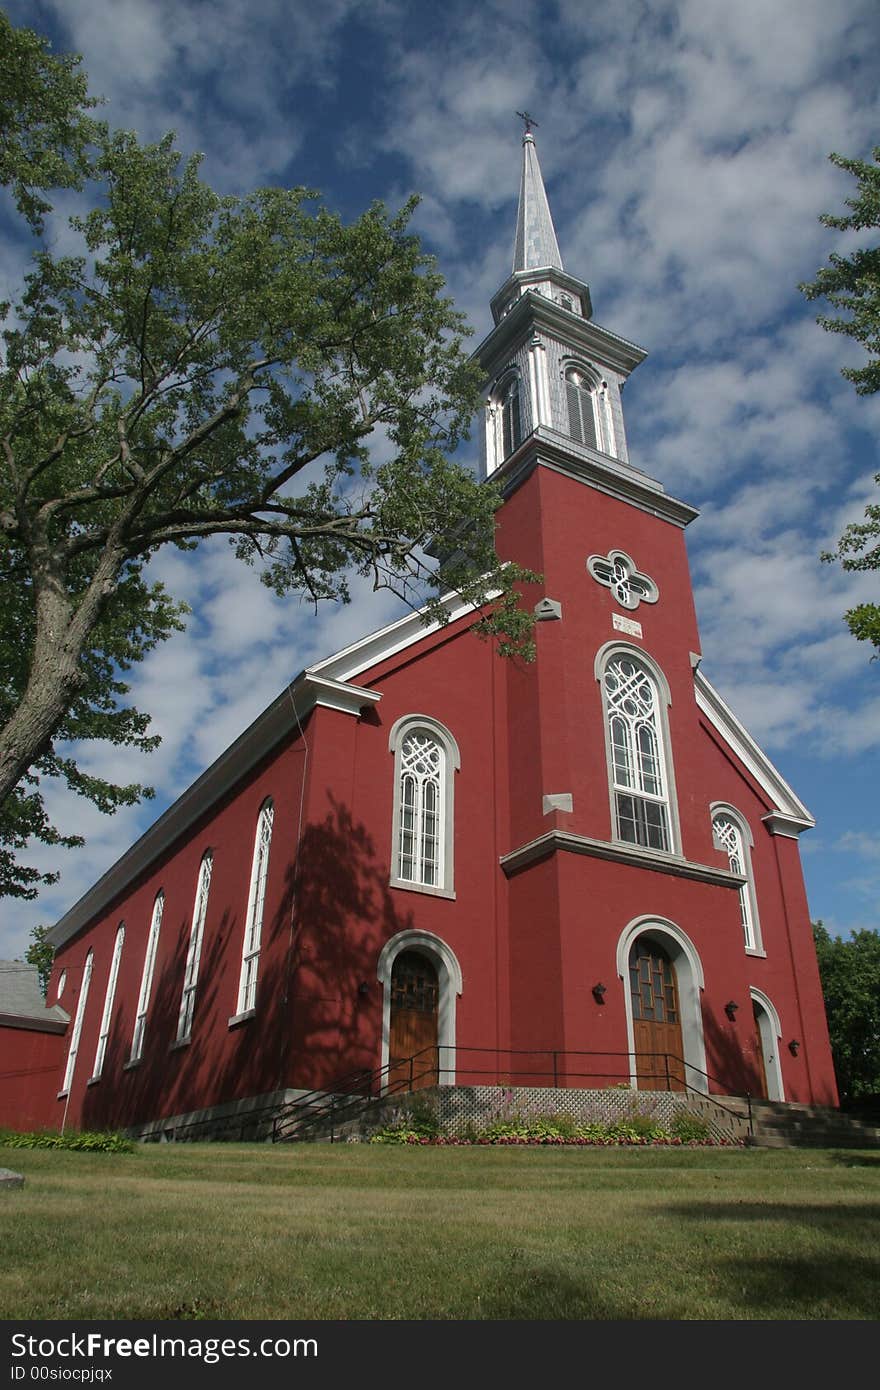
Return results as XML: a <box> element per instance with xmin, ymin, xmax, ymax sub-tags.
<box><xmin>270</xmin><ymin>1044</ymin><xmax>754</xmax><ymax>1143</ymax></box>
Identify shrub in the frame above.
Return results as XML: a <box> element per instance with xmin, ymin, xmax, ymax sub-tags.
<box><xmin>0</xmin><ymin>1129</ymin><xmax>135</xmax><ymax>1153</ymax></box>
<box><xmin>669</xmin><ymin>1111</ymin><xmax>711</xmax><ymax>1143</ymax></box>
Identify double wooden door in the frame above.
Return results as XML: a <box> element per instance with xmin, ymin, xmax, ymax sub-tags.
<box><xmin>629</xmin><ymin>939</ymin><xmax>686</xmax><ymax>1091</ymax></box>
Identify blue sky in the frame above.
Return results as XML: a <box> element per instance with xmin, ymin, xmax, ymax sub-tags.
<box><xmin>2</xmin><ymin>0</ymin><xmax>879</xmax><ymax>959</ymax></box>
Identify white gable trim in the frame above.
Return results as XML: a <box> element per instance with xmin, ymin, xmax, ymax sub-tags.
<box><xmin>694</xmin><ymin>670</ymin><xmax>814</xmax><ymax>830</ymax></box>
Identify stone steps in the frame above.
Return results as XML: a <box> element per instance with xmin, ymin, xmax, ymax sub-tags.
<box><xmin>713</xmin><ymin>1096</ymin><xmax>880</xmax><ymax>1149</ymax></box>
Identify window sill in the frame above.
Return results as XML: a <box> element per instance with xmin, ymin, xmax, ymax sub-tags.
<box><xmin>227</xmin><ymin>1008</ymin><xmax>256</xmax><ymax>1029</ymax></box>
<box><xmin>86</xmin><ymin>1075</ymin><xmax>102</xmax><ymax>1087</ymax></box>
<box><xmin>745</xmin><ymin>947</ymin><xmax>767</xmax><ymax>959</ymax></box>
<box><xmin>389</xmin><ymin>877</ymin><xmax>456</xmax><ymax>901</ymax></box>
<box><xmin>169</xmin><ymin>1037</ymin><xmax>192</xmax><ymax>1051</ymax></box>
<box><xmin>56</xmin><ymin>1090</ymin><xmax>68</xmax><ymax>1100</ymax></box>
<box><xmin>122</xmin><ymin>1058</ymin><xmax>142</xmax><ymax>1072</ymax></box>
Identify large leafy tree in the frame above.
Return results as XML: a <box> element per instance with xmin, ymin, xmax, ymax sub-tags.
<box><xmin>0</xmin><ymin>17</ymin><xmax>532</xmax><ymax>899</ymax></box>
<box><xmin>813</xmin><ymin>921</ymin><xmax>880</xmax><ymax>1104</ymax></box>
<box><xmin>800</xmin><ymin>148</ymin><xmax>880</xmax><ymax>655</ymax></box>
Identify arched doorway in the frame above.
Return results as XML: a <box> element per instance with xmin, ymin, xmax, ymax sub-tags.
<box><xmin>628</xmin><ymin>938</ymin><xmax>686</xmax><ymax>1091</ymax></box>
<box><xmin>388</xmin><ymin>950</ymin><xmax>439</xmax><ymax>1091</ymax></box>
<box><xmin>750</xmin><ymin>989</ymin><xmax>785</xmax><ymax>1101</ymax></box>
<box><xmin>377</xmin><ymin>930</ymin><xmax>463</xmax><ymax>1090</ymax></box>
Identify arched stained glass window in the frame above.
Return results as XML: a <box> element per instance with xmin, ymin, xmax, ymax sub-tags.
<box><xmin>237</xmin><ymin>801</ymin><xmax>274</xmax><ymax>1015</ymax></box>
<box><xmin>92</xmin><ymin>924</ymin><xmax>124</xmax><ymax>1080</ymax></box>
<box><xmin>61</xmin><ymin>950</ymin><xmax>93</xmax><ymax>1096</ymax></box>
<box><xmin>178</xmin><ymin>851</ymin><xmax>213</xmax><ymax>1041</ymax></box>
<box><xmin>712</xmin><ymin>808</ymin><xmax>762</xmax><ymax>953</ymax></box>
<box><xmin>130</xmin><ymin>892</ymin><xmax>164</xmax><ymax>1063</ymax></box>
<box><xmin>389</xmin><ymin>717</ymin><xmax>460</xmax><ymax>897</ymax></box>
<box><xmin>603</xmin><ymin>655</ymin><xmax>672</xmax><ymax>852</ymax></box>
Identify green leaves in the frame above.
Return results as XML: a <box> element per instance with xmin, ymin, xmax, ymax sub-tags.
<box><xmin>813</xmin><ymin>921</ymin><xmax>880</xmax><ymax>1102</ymax></box>
<box><xmin>0</xmin><ymin>14</ymin><xmax>534</xmax><ymax>898</ymax></box>
<box><xmin>801</xmin><ymin>150</ymin><xmax>880</xmax><ymax>656</ymax></box>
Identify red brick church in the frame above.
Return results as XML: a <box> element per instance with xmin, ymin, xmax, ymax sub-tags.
<box><xmin>3</xmin><ymin>129</ymin><xmax>838</xmax><ymax>1136</ymax></box>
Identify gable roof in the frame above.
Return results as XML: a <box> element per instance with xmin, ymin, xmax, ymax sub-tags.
<box><xmin>0</xmin><ymin>961</ymin><xmax>68</xmax><ymax>1028</ymax></box>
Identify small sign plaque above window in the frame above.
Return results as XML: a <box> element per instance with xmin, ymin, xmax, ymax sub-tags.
<box><xmin>613</xmin><ymin>612</ymin><xmax>643</xmax><ymax>638</ymax></box>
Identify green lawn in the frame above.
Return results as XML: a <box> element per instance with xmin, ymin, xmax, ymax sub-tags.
<box><xmin>2</xmin><ymin>1143</ymin><xmax>878</xmax><ymax>1320</ymax></box>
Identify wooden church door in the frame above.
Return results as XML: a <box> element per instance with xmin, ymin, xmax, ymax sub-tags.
<box><xmin>388</xmin><ymin>951</ymin><xmax>439</xmax><ymax>1091</ymax></box>
<box><xmin>629</xmin><ymin>939</ymin><xmax>686</xmax><ymax>1091</ymax></box>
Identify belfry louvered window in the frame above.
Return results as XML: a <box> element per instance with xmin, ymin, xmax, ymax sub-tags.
<box><xmin>130</xmin><ymin>892</ymin><xmax>164</xmax><ymax>1063</ymax></box>
<box><xmin>565</xmin><ymin>367</ymin><xmax>598</xmax><ymax>449</ymax></box>
<box><xmin>237</xmin><ymin>800</ymin><xmax>273</xmax><ymax>1014</ymax></box>
<box><xmin>604</xmin><ymin>656</ymin><xmax>671</xmax><ymax>852</ymax></box>
<box><xmin>389</xmin><ymin>716</ymin><xmax>459</xmax><ymax>896</ymax></box>
<box><xmin>178</xmin><ymin>851</ymin><xmax>213</xmax><ymax>1041</ymax></box>
<box><xmin>500</xmin><ymin>376</ymin><xmax>523</xmax><ymax>458</ymax></box>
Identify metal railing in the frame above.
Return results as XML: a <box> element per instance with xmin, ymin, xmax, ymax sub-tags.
<box><xmin>270</xmin><ymin>1045</ymin><xmax>754</xmax><ymax>1143</ymax></box>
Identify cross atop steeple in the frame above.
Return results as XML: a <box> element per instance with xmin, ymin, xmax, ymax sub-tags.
<box><xmin>512</xmin><ymin>117</ymin><xmax>563</xmax><ymax>273</ymax></box>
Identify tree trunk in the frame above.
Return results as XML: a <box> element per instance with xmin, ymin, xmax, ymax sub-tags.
<box><xmin>0</xmin><ymin>552</ymin><xmax>115</xmax><ymax>806</ymax></box>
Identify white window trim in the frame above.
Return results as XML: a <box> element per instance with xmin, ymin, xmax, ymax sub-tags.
<box><xmin>91</xmin><ymin>924</ymin><xmax>124</xmax><ymax>1081</ymax></box>
<box><xmin>595</xmin><ymin>642</ymin><xmax>681</xmax><ymax>857</ymax></box>
<box><xmin>749</xmin><ymin>987</ymin><xmax>785</xmax><ymax>1101</ymax></box>
<box><xmin>177</xmin><ymin>851</ymin><xmax>213</xmax><ymax>1043</ymax></box>
<box><xmin>485</xmin><ymin>368</ymin><xmax>524</xmax><ymax>473</ymax></box>
<box><xmin>616</xmin><ymin>917</ymin><xmax>708</xmax><ymax>1094</ymax></box>
<box><xmin>711</xmin><ymin>802</ymin><xmax>764</xmax><ymax>956</ymax></box>
<box><xmin>376</xmin><ymin>930</ymin><xmax>463</xmax><ymax>1088</ymax></box>
<box><xmin>562</xmin><ymin>358</ymin><xmax>616</xmax><ymax>458</ymax></box>
<box><xmin>235</xmin><ymin>800</ymin><xmax>274</xmax><ymax>1017</ymax></box>
<box><xmin>60</xmin><ymin>950</ymin><xmax>94</xmax><ymax>1097</ymax></box>
<box><xmin>388</xmin><ymin>715</ymin><xmax>460</xmax><ymax>899</ymax></box>
<box><xmin>129</xmin><ymin>892</ymin><xmax>164</xmax><ymax>1064</ymax></box>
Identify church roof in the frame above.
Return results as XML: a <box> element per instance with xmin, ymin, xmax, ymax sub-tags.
<box><xmin>0</xmin><ymin>961</ymin><xmax>68</xmax><ymax>1028</ymax></box>
<box><xmin>512</xmin><ymin>130</ymin><xmax>563</xmax><ymax>272</ymax></box>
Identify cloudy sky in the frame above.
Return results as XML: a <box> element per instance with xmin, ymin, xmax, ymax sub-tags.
<box><xmin>2</xmin><ymin>0</ymin><xmax>879</xmax><ymax>960</ymax></box>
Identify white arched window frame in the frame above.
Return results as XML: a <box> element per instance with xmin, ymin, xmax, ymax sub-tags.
<box><xmin>595</xmin><ymin>644</ymin><xmax>679</xmax><ymax>855</ymax></box>
<box><xmin>91</xmin><ymin>924</ymin><xmax>124</xmax><ymax>1081</ymax></box>
<box><xmin>129</xmin><ymin>891</ymin><xmax>164</xmax><ymax>1064</ymax></box>
<box><xmin>389</xmin><ymin>716</ymin><xmax>460</xmax><ymax>899</ymax></box>
<box><xmin>60</xmin><ymin>950</ymin><xmax>94</xmax><ymax>1096</ymax></box>
<box><xmin>563</xmin><ymin>361</ymin><xmax>615</xmax><ymax>457</ymax></box>
<box><xmin>177</xmin><ymin>851</ymin><xmax>213</xmax><ymax>1042</ymax></box>
<box><xmin>236</xmin><ymin>800</ymin><xmax>274</xmax><ymax>1016</ymax></box>
<box><xmin>711</xmin><ymin>804</ymin><xmax>764</xmax><ymax>955</ymax></box>
<box><xmin>486</xmin><ymin>370</ymin><xmax>524</xmax><ymax>472</ymax></box>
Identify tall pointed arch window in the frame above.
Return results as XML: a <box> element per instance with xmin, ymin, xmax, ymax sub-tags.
<box><xmin>130</xmin><ymin>891</ymin><xmax>164</xmax><ymax>1063</ymax></box>
<box><xmin>91</xmin><ymin>924</ymin><xmax>124</xmax><ymax>1081</ymax></box>
<box><xmin>712</xmin><ymin>806</ymin><xmax>763</xmax><ymax>954</ymax></box>
<box><xmin>599</xmin><ymin>650</ymin><xmax>676</xmax><ymax>853</ymax></box>
<box><xmin>177</xmin><ymin>851</ymin><xmax>213</xmax><ymax>1042</ymax></box>
<box><xmin>389</xmin><ymin>716</ymin><xmax>460</xmax><ymax>898</ymax></box>
<box><xmin>565</xmin><ymin>366</ymin><xmax>598</xmax><ymax>450</ymax></box>
<box><xmin>60</xmin><ymin>950</ymin><xmax>94</xmax><ymax>1096</ymax></box>
<box><xmin>236</xmin><ymin>800</ymin><xmax>274</xmax><ymax>1015</ymax></box>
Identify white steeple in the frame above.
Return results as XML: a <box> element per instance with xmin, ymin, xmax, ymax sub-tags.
<box><xmin>512</xmin><ymin>127</ymin><xmax>563</xmax><ymax>273</ymax></box>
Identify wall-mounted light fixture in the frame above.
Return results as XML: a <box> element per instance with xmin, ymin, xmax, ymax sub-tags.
<box><xmin>592</xmin><ymin>983</ymin><xmax>607</xmax><ymax>1004</ymax></box>
<box><xmin>724</xmin><ymin>1000</ymin><xmax>739</xmax><ymax>1021</ymax></box>
<box><xmin>357</xmin><ymin>981</ymin><xmax>370</xmax><ymax>999</ymax></box>
<box><xmin>788</xmin><ymin>1039</ymin><xmax>800</xmax><ymax>1057</ymax></box>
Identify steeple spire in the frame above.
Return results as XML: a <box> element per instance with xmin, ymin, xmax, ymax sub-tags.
<box><xmin>512</xmin><ymin>118</ymin><xmax>563</xmax><ymax>273</ymax></box>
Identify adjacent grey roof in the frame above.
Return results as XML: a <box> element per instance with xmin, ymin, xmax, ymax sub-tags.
<box><xmin>0</xmin><ymin>961</ymin><xmax>67</xmax><ymax>1024</ymax></box>
<box><xmin>512</xmin><ymin>131</ymin><xmax>563</xmax><ymax>272</ymax></box>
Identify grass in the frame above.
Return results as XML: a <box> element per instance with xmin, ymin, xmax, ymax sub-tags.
<box><xmin>2</xmin><ymin>1142</ymin><xmax>879</xmax><ymax>1320</ymax></box>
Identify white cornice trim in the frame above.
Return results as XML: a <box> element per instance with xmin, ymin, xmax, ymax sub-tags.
<box><xmin>492</xmin><ymin>433</ymin><xmax>698</xmax><ymax>529</ymax></box>
<box><xmin>302</xmin><ymin>674</ymin><xmax>382</xmax><ymax>717</ymax></box>
<box><xmin>694</xmin><ymin>671</ymin><xmax>814</xmax><ymax>829</ymax></box>
<box><xmin>500</xmin><ymin>829</ymin><xmax>745</xmax><ymax>889</ymax></box>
